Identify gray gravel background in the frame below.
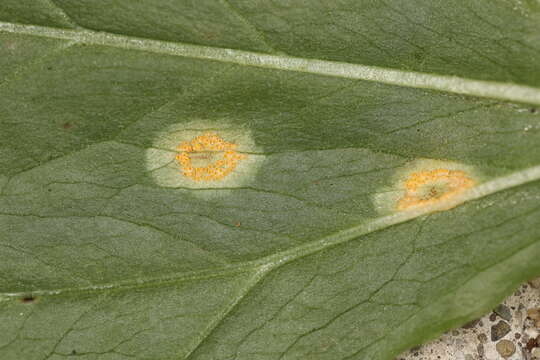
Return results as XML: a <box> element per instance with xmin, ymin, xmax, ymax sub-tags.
<box><xmin>398</xmin><ymin>278</ymin><xmax>540</xmax><ymax>360</ymax></box>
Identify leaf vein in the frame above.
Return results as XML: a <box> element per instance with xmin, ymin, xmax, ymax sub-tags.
<box><xmin>0</xmin><ymin>21</ymin><xmax>539</xmax><ymax>104</ymax></box>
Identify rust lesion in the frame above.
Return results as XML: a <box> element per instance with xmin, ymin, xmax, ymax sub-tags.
<box><xmin>397</xmin><ymin>168</ymin><xmax>475</xmax><ymax>211</ymax></box>
<box><xmin>175</xmin><ymin>132</ymin><xmax>246</xmax><ymax>182</ymax></box>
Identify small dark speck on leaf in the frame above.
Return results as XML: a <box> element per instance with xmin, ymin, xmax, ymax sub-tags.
<box><xmin>47</xmin><ymin>66</ymin><xmax>53</xmax><ymax>70</ymax></box>
<box><xmin>63</xmin><ymin>122</ymin><xmax>73</xmax><ymax>129</ymax></box>
<box><xmin>20</xmin><ymin>296</ymin><xmax>36</xmax><ymax>304</ymax></box>
<box><xmin>71</xmin><ymin>350</ymin><xmax>77</xmax><ymax>355</ymax></box>
<box><xmin>530</xmin><ymin>108</ymin><xmax>537</xmax><ymax>114</ymax></box>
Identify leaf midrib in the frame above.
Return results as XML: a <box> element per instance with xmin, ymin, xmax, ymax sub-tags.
<box><xmin>2</xmin><ymin>164</ymin><xmax>540</xmax><ymax>298</ymax></box>
<box><xmin>1</xmin><ymin>21</ymin><xmax>540</xmax><ymax>105</ymax></box>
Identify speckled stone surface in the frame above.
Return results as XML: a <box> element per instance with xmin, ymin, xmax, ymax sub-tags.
<box><xmin>397</xmin><ymin>278</ymin><xmax>540</xmax><ymax>360</ymax></box>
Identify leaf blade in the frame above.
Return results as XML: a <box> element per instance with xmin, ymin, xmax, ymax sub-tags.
<box><xmin>1</xmin><ymin>2</ymin><xmax>540</xmax><ymax>360</ymax></box>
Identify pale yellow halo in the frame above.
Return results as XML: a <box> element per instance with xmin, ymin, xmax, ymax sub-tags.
<box><xmin>145</xmin><ymin>121</ymin><xmax>264</xmax><ymax>196</ymax></box>
<box><xmin>397</xmin><ymin>168</ymin><xmax>475</xmax><ymax>211</ymax></box>
<box><xmin>373</xmin><ymin>159</ymin><xmax>481</xmax><ymax>215</ymax></box>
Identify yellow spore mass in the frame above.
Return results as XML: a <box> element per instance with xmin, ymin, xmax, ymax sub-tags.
<box><xmin>175</xmin><ymin>132</ymin><xmax>246</xmax><ymax>182</ymax></box>
<box><xmin>146</xmin><ymin>121</ymin><xmax>264</xmax><ymax>193</ymax></box>
<box><xmin>397</xmin><ymin>168</ymin><xmax>475</xmax><ymax>210</ymax></box>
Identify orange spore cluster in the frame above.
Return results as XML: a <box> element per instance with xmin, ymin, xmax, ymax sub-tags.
<box><xmin>175</xmin><ymin>132</ymin><xmax>246</xmax><ymax>182</ymax></box>
<box><xmin>397</xmin><ymin>169</ymin><xmax>475</xmax><ymax>210</ymax></box>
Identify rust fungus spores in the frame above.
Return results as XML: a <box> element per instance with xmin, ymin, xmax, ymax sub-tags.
<box><xmin>373</xmin><ymin>159</ymin><xmax>481</xmax><ymax>215</ymax></box>
<box><xmin>176</xmin><ymin>132</ymin><xmax>246</xmax><ymax>182</ymax></box>
<box><xmin>397</xmin><ymin>168</ymin><xmax>475</xmax><ymax>211</ymax></box>
<box><xmin>146</xmin><ymin>121</ymin><xmax>264</xmax><ymax>194</ymax></box>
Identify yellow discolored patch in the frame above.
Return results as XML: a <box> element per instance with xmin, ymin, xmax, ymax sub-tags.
<box><xmin>145</xmin><ymin>121</ymin><xmax>264</xmax><ymax>194</ymax></box>
<box><xmin>175</xmin><ymin>132</ymin><xmax>246</xmax><ymax>182</ymax></box>
<box><xmin>372</xmin><ymin>159</ymin><xmax>481</xmax><ymax>215</ymax></box>
<box><xmin>397</xmin><ymin>168</ymin><xmax>475</xmax><ymax>211</ymax></box>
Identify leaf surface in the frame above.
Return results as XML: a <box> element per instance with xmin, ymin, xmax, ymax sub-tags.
<box><xmin>1</xmin><ymin>1</ymin><xmax>540</xmax><ymax>359</ymax></box>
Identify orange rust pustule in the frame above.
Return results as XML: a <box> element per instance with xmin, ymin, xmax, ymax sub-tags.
<box><xmin>175</xmin><ymin>132</ymin><xmax>246</xmax><ymax>182</ymax></box>
<box><xmin>397</xmin><ymin>169</ymin><xmax>475</xmax><ymax>211</ymax></box>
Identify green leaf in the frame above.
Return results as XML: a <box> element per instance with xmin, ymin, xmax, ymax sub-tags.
<box><xmin>1</xmin><ymin>1</ymin><xmax>539</xmax><ymax>359</ymax></box>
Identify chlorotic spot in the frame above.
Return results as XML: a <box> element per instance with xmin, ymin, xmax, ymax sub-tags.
<box><xmin>373</xmin><ymin>159</ymin><xmax>481</xmax><ymax>215</ymax></box>
<box><xmin>145</xmin><ymin>121</ymin><xmax>264</xmax><ymax>196</ymax></box>
<box><xmin>176</xmin><ymin>132</ymin><xmax>246</xmax><ymax>182</ymax></box>
<box><xmin>397</xmin><ymin>168</ymin><xmax>475</xmax><ymax>210</ymax></box>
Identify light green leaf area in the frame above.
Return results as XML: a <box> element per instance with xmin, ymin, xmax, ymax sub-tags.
<box><xmin>1</xmin><ymin>1</ymin><xmax>540</xmax><ymax>360</ymax></box>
